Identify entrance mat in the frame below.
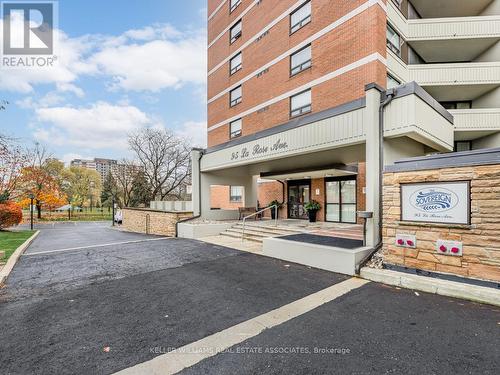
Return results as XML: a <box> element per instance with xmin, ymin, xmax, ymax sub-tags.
<box><xmin>278</xmin><ymin>234</ymin><xmax>363</xmax><ymax>249</ymax></box>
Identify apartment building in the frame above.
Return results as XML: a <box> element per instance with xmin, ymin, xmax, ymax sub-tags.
<box><xmin>192</xmin><ymin>0</ymin><xmax>500</xmax><ymax>246</ymax></box>
<box><xmin>70</xmin><ymin>158</ymin><xmax>118</xmax><ymax>182</ymax></box>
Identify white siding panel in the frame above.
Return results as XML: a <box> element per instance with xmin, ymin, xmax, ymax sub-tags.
<box><xmin>201</xmin><ymin>109</ymin><xmax>367</xmax><ymax>171</ymax></box>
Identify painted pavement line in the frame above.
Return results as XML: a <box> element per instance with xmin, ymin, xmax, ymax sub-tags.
<box><xmin>24</xmin><ymin>238</ymin><xmax>172</xmax><ymax>256</ymax></box>
<box><xmin>114</xmin><ymin>277</ymin><xmax>370</xmax><ymax>375</ymax></box>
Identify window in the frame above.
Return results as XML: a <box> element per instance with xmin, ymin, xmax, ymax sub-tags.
<box><xmin>290</xmin><ymin>1</ymin><xmax>311</xmax><ymax>34</ymax></box>
<box><xmin>290</xmin><ymin>45</ymin><xmax>311</xmax><ymax>76</ymax></box>
<box><xmin>387</xmin><ymin>74</ymin><xmax>400</xmax><ymax>89</ymax></box>
<box><xmin>441</xmin><ymin>101</ymin><xmax>472</xmax><ymax>110</ymax></box>
<box><xmin>290</xmin><ymin>90</ymin><xmax>311</xmax><ymax>117</ymax></box>
<box><xmin>386</xmin><ymin>24</ymin><xmax>401</xmax><ymax>56</ymax></box>
<box><xmin>455</xmin><ymin>141</ymin><xmax>472</xmax><ymax>152</ymax></box>
<box><xmin>230</xmin><ymin>0</ymin><xmax>241</xmax><ymax>13</ymax></box>
<box><xmin>230</xmin><ymin>52</ymin><xmax>242</xmax><ymax>75</ymax></box>
<box><xmin>230</xmin><ymin>20</ymin><xmax>242</xmax><ymax>44</ymax></box>
<box><xmin>230</xmin><ymin>85</ymin><xmax>242</xmax><ymax>107</ymax></box>
<box><xmin>230</xmin><ymin>186</ymin><xmax>243</xmax><ymax>202</ymax></box>
<box><xmin>230</xmin><ymin>119</ymin><xmax>242</xmax><ymax>138</ymax></box>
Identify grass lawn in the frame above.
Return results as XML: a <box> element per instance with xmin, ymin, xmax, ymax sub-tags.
<box><xmin>0</xmin><ymin>230</ymin><xmax>35</xmax><ymax>262</ymax></box>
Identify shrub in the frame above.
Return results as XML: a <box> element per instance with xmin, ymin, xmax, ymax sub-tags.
<box><xmin>0</xmin><ymin>201</ymin><xmax>23</xmax><ymax>229</ymax></box>
<box><xmin>304</xmin><ymin>200</ymin><xmax>321</xmax><ymax>211</ymax></box>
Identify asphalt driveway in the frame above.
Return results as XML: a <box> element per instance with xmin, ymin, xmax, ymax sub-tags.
<box><xmin>0</xmin><ymin>222</ymin><xmax>346</xmax><ymax>374</ymax></box>
<box><xmin>0</xmin><ymin>222</ymin><xmax>499</xmax><ymax>375</ymax></box>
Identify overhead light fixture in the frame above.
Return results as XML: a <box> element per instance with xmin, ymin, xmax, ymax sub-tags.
<box><xmin>304</xmin><ymin>176</ymin><xmax>311</xmax><ymax>179</ymax></box>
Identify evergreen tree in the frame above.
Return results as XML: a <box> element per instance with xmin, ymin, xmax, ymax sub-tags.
<box><xmin>101</xmin><ymin>172</ymin><xmax>116</xmax><ymax>211</ymax></box>
<box><xmin>129</xmin><ymin>171</ymin><xmax>151</xmax><ymax>207</ymax></box>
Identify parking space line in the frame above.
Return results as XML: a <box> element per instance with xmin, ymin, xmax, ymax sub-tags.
<box><xmin>24</xmin><ymin>238</ymin><xmax>172</xmax><ymax>256</ymax></box>
<box><xmin>114</xmin><ymin>277</ymin><xmax>370</xmax><ymax>375</ymax></box>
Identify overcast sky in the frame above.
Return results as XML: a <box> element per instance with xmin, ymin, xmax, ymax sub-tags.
<box><xmin>0</xmin><ymin>0</ymin><xmax>207</xmax><ymax>164</ymax></box>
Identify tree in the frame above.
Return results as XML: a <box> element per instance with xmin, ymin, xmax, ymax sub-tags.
<box><xmin>101</xmin><ymin>172</ymin><xmax>117</xmax><ymax>211</ymax></box>
<box><xmin>129</xmin><ymin>170</ymin><xmax>151</xmax><ymax>207</ymax></box>
<box><xmin>0</xmin><ymin>100</ymin><xmax>8</xmax><ymax>111</ymax></box>
<box><xmin>17</xmin><ymin>143</ymin><xmax>59</xmax><ymax>219</ymax></box>
<box><xmin>128</xmin><ymin>128</ymin><xmax>191</xmax><ymax>201</ymax></box>
<box><xmin>112</xmin><ymin>160</ymin><xmax>139</xmax><ymax>207</ymax></box>
<box><xmin>0</xmin><ymin>134</ymin><xmax>28</xmax><ymax>199</ymax></box>
<box><xmin>61</xmin><ymin>167</ymin><xmax>101</xmax><ymax>209</ymax></box>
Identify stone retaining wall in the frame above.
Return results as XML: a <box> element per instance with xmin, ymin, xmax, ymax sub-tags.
<box><xmin>383</xmin><ymin>164</ymin><xmax>500</xmax><ymax>282</ymax></box>
<box><xmin>122</xmin><ymin>208</ymin><xmax>193</xmax><ymax>237</ymax></box>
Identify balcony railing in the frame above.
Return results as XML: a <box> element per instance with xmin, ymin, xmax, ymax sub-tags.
<box><xmin>408</xmin><ymin>15</ymin><xmax>500</xmax><ymax>41</ymax></box>
<box><xmin>449</xmin><ymin>108</ymin><xmax>500</xmax><ymax>131</ymax></box>
<box><xmin>409</xmin><ymin>61</ymin><xmax>500</xmax><ymax>86</ymax></box>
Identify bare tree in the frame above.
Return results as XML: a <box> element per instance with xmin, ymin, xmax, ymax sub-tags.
<box><xmin>0</xmin><ymin>134</ymin><xmax>29</xmax><ymax>199</ymax></box>
<box><xmin>0</xmin><ymin>100</ymin><xmax>8</xmax><ymax>111</ymax></box>
<box><xmin>128</xmin><ymin>128</ymin><xmax>191</xmax><ymax>201</ymax></box>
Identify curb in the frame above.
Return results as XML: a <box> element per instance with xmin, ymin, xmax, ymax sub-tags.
<box><xmin>360</xmin><ymin>267</ymin><xmax>500</xmax><ymax>307</ymax></box>
<box><xmin>0</xmin><ymin>230</ymin><xmax>40</xmax><ymax>287</ymax></box>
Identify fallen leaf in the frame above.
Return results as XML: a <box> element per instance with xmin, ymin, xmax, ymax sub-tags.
<box><xmin>103</xmin><ymin>347</ymin><xmax>110</xmax><ymax>353</ymax></box>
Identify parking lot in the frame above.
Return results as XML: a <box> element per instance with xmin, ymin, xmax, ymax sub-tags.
<box><xmin>0</xmin><ymin>222</ymin><xmax>498</xmax><ymax>375</ymax></box>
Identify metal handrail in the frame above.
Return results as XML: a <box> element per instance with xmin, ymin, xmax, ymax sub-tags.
<box><xmin>242</xmin><ymin>205</ymin><xmax>278</xmax><ymax>241</ymax></box>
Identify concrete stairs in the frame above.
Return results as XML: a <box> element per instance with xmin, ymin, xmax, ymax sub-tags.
<box><xmin>220</xmin><ymin>222</ymin><xmax>303</xmax><ymax>243</ymax></box>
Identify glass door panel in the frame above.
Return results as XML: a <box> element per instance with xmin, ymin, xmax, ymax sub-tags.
<box><xmin>288</xmin><ymin>182</ymin><xmax>310</xmax><ymax>219</ymax></box>
<box><xmin>326</xmin><ymin>178</ymin><xmax>357</xmax><ymax>223</ymax></box>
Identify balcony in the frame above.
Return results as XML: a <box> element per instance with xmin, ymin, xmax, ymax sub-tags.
<box><xmin>407</xmin><ymin>16</ymin><xmax>500</xmax><ymax>62</ymax></box>
<box><xmin>408</xmin><ymin>62</ymin><xmax>500</xmax><ymax>101</ymax></box>
<box><xmin>450</xmin><ymin>108</ymin><xmax>500</xmax><ymax>132</ymax></box>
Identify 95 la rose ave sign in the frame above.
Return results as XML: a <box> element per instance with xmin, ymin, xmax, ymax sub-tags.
<box><xmin>401</xmin><ymin>181</ymin><xmax>470</xmax><ymax>225</ymax></box>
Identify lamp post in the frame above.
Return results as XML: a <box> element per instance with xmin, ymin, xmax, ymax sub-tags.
<box><xmin>112</xmin><ymin>195</ymin><xmax>115</xmax><ymax>227</ymax></box>
<box><xmin>28</xmin><ymin>193</ymin><xmax>35</xmax><ymax>230</ymax></box>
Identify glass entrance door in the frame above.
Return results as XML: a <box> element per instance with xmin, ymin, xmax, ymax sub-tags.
<box><xmin>325</xmin><ymin>177</ymin><xmax>357</xmax><ymax>223</ymax></box>
<box><xmin>288</xmin><ymin>181</ymin><xmax>310</xmax><ymax>219</ymax></box>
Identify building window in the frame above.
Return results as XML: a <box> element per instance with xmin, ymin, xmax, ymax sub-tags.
<box><xmin>230</xmin><ymin>118</ymin><xmax>242</xmax><ymax>138</ymax></box>
<box><xmin>454</xmin><ymin>141</ymin><xmax>472</xmax><ymax>152</ymax></box>
<box><xmin>386</xmin><ymin>24</ymin><xmax>401</xmax><ymax>57</ymax></box>
<box><xmin>230</xmin><ymin>85</ymin><xmax>242</xmax><ymax>107</ymax></box>
<box><xmin>230</xmin><ymin>52</ymin><xmax>242</xmax><ymax>75</ymax></box>
<box><xmin>290</xmin><ymin>1</ymin><xmax>311</xmax><ymax>34</ymax></box>
<box><xmin>441</xmin><ymin>101</ymin><xmax>472</xmax><ymax>110</ymax></box>
<box><xmin>387</xmin><ymin>74</ymin><xmax>400</xmax><ymax>89</ymax></box>
<box><xmin>290</xmin><ymin>45</ymin><xmax>311</xmax><ymax>76</ymax></box>
<box><xmin>290</xmin><ymin>89</ymin><xmax>311</xmax><ymax>117</ymax></box>
<box><xmin>230</xmin><ymin>186</ymin><xmax>243</xmax><ymax>202</ymax></box>
<box><xmin>230</xmin><ymin>0</ymin><xmax>241</xmax><ymax>13</ymax></box>
<box><xmin>230</xmin><ymin>20</ymin><xmax>242</xmax><ymax>44</ymax></box>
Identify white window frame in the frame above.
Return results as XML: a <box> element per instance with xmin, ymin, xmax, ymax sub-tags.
<box><xmin>230</xmin><ymin>20</ymin><xmax>242</xmax><ymax>44</ymax></box>
<box><xmin>290</xmin><ymin>1</ymin><xmax>311</xmax><ymax>34</ymax></box>
<box><xmin>230</xmin><ymin>85</ymin><xmax>242</xmax><ymax>107</ymax></box>
<box><xmin>230</xmin><ymin>118</ymin><xmax>242</xmax><ymax>138</ymax></box>
<box><xmin>230</xmin><ymin>0</ymin><xmax>242</xmax><ymax>13</ymax></box>
<box><xmin>230</xmin><ymin>52</ymin><xmax>242</xmax><ymax>75</ymax></box>
<box><xmin>230</xmin><ymin>186</ymin><xmax>243</xmax><ymax>202</ymax></box>
<box><xmin>386</xmin><ymin>24</ymin><xmax>401</xmax><ymax>57</ymax></box>
<box><xmin>290</xmin><ymin>89</ymin><xmax>311</xmax><ymax>118</ymax></box>
<box><xmin>290</xmin><ymin>44</ymin><xmax>311</xmax><ymax>76</ymax></box>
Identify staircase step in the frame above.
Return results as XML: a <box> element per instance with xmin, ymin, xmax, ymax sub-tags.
<box><xmin>220</xmin><ymin>232</ymin><xmax>263</xmax><ymax>243</ymax></box>
<box><xmin>227</xmin><ymin>227</ymin><xmax>299</xmax><ymax>237</ymax></box>
<box><xmin>232</xmin><ymin>224</ymin><xmax>303</xmax><ymax>234</ymax></box>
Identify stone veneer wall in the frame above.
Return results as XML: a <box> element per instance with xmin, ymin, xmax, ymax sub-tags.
<box><xmin>382</xmin><ymin>164</ymin><xmax>500</xmax><ymax>282</ymax></box>
<box><xmin>122</xmin><ymin>208</ymin><xmax>193</xmax><ymax>237</ymax></box>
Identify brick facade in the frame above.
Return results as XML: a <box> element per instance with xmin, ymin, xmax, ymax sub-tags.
<box><xmin>210</xmin><ymin>185</ymin><xmax>245</xmax><ymax>210</ymax></box>
<box><xmin>207</xmin><ymin>0</ymin><xmax>387</xmax><ymax>147</ymax></box>
<box><xmin>382</xmin><ymin>165</ymin><xmax>500</xmax><ymax>282</ymax></box>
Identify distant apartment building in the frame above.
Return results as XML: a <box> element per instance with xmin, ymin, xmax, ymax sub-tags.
<box><xmin>191</xmin><ymin>0</ymin><xmax>500</xmax><ymax>246</ymax></box>
<box><xmin>70</xmin><ymin>158</ymin><xmax>120</xmax><ymax>181</ymax></box>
